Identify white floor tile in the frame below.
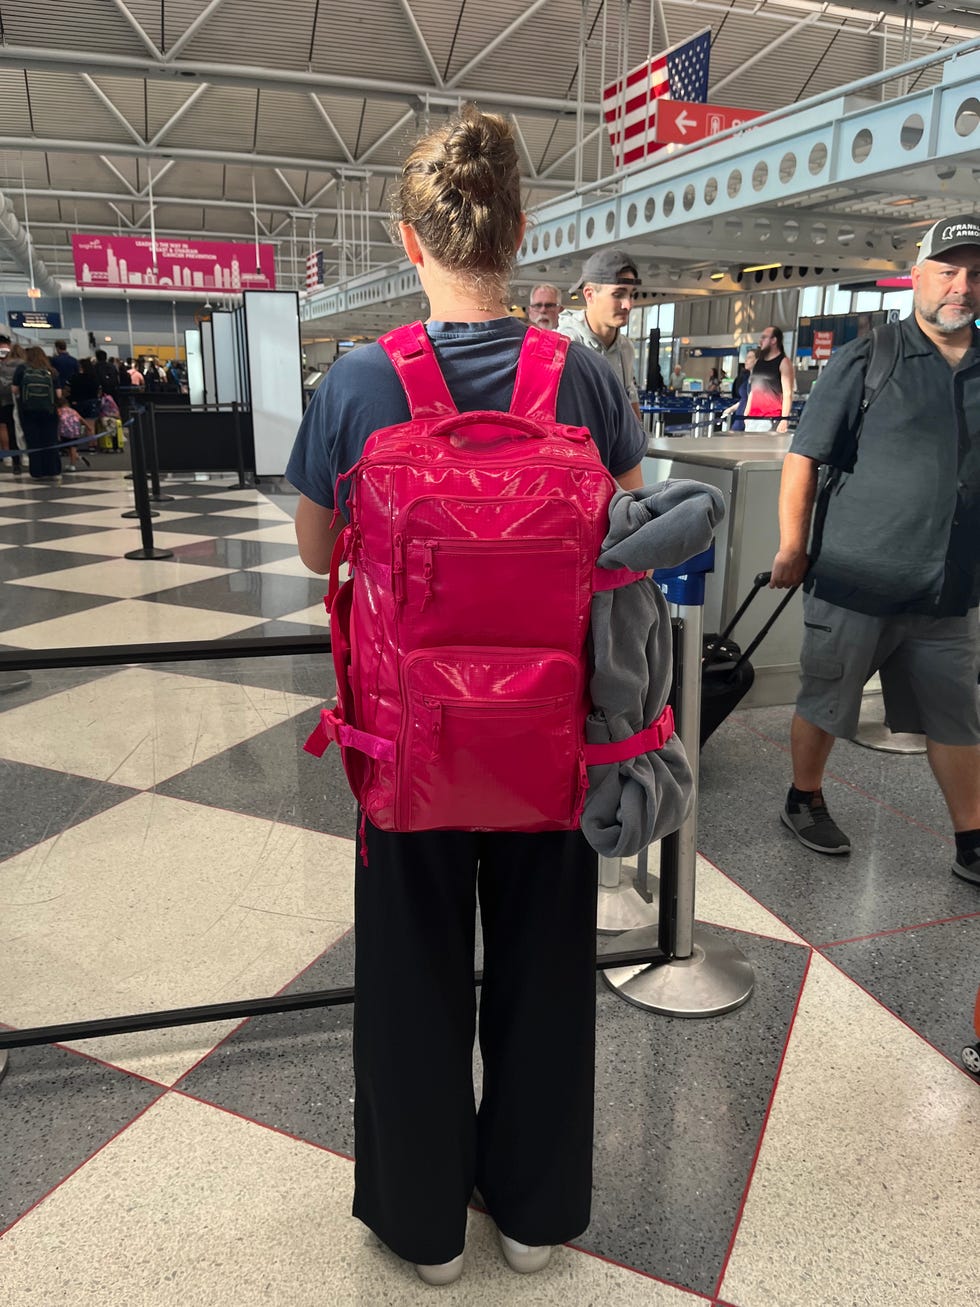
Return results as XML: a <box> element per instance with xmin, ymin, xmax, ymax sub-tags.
<box><xmin>48</xmin><ymin>492</ymin><xmax>138</xmax><ymax>507</ymax></box>
<box><xmin>225</xmin><ymin>523</ymin><xmax>303</xmax><ymax>545</ymax></box>
<box><xmin>0</xmin><ymin>792</ymin><xmax>353</xmax><ymax>1082</ymax></box>
<box><xmin>30</xmin><ymin>529</ymin><xmax>215</xmax><ymax>557</ymax></box>
<box><xmin>214</xmin><ymin>504</ymin><xmax>294</xmax><ymax>522</ymax></box>
<box><xmin>0</xmin><ymin>665</ymin><xmax>320</xmax><ymax>785</ymax></box>
<box><xmin>7</xmin><ymin>557</ymin><xmax>235</xmax><ymax>599</ymax></box>
<box><xmin>0</xmin><ymin>596</ymin><xmax>260</xmax><ymax>648</ymax></box>
<box><xmin>249</xmin><ymin>555</ymin><xmax>333</xmax><ymax>580</ymax></box>
<box><xmin>694</xmin><ymin>853</ymin><xmax>808</xmax><ymax>944</ymax></box>
<box><xmin>720</xmin><ymin>953</ymin><xmax>980</xmax><ymax>1307</ymax></box>
<box><xmin>44</xmin><ymin>508</ymin><xmax>191</xmax><ymax>529</ymax></box>
<box><xmin>0</xmin><ymin>1093</ymin><xmax>696</xmax><ymax>1305</ymax></box>
<box><xmin>274</xmin><ymin>601</ymin><xmax>329</xmax><ymax>627</ymax></box>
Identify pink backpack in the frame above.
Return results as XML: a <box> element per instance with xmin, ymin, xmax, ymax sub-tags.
<box><xmin>305</xmin><ymin>322</ymin><xmax>672</xmax><ymax>833</ymax></box>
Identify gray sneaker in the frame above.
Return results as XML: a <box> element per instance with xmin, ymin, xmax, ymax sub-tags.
<box><xmin>781</xmin><ymin>788</ymin><xmax>851</xmax><ymax>855</ymax></box>
<box><xmin>952</xmin><ymin>848</ymin><xmax>980</xmax><ymax>885</ymax></box>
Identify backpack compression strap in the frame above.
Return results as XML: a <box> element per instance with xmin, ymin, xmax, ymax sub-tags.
<box><xmin>378</xmin><ymin>322</ymin><xmax>458</xmax><ymax>419</ymax></box>
<box><xmin>509</xmin><ymin>325</ymin><xmax>568</xmax><ymax>422</ymax></box>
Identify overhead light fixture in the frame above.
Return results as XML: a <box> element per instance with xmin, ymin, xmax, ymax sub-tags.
<box><xmin>709</xmin><ymin>271</ymin><xmax>725</xmax><ymax>281</ymax></box>
<box><xmin>888</xmin><ymin>196</ymin><xmax>922</xmax><ymax>206</ymax></box>
<box><xmin>742</xmin><ymin>262</ymin><xmax>782</xmax><ymax>273</ymax></box>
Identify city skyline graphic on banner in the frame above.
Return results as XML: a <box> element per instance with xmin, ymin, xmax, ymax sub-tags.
<box><xmin>71</xmin><ymin>234</ymin><xmax>276</xmax><ymax>291</ymax></box>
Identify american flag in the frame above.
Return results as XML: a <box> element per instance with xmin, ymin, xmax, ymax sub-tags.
<box><xmin>602</xmin><ymin>27</ymin><xmax>711</xmax><ymax>169</ymax></box>
<box><xmin>305</xmin><ymin>250</ymin><xmax>324</xmax><ymax>292</ymax></box>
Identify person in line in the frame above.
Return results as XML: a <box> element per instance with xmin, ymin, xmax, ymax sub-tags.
<box><xmin>287</xmin><ymin>106</ymin><xmax>645</xmax><ymax>1288</ymax></box>
<box><xmin>706</xmin><ymin>367</ymin><xmax>721</xmax><ymax>394</ymax></box>
<box><xmin>50</xmin><ymin>339</ymin><xmax>79</xmax><ymax>389</ymax></box>
<box><xmin>770</xmin><ymin>213</ymin><xmax>980</xmax><ymax>886</ymax></box>
<box><xmin>69</xmin><ymin>357</ymin><xmax>101</xmax><ymax>439</ymax></box>
<box><xmin>744</xmin><ymin>325</ymin><xmax>794</xmax><ymax>433</ymax></box>
<box><xmin>669</xmin><ymin>362</ymin><xmax>685</xmax><ymax>392</ymax></box>
<box><xmin>723</xmin><ymin>347</ymin><xmax>758</xmax><ymax>431</ymax></box>
<box><xmin>558</xmin><ymin>249</ymin><xmax>643</xmax><ymax>420</ymax></box>
<box><xmin>0</xmin><ymin>335</ymin><xmax>23</xmax><ymax>475</ymax></box>
<box><xmin>527</xmin><ymin>283</ymin><xmax>562</xmax><ymax>330</ymax></box>
<box><xmin>12</xmin><ymin>345</ymin><xmax>62</xmax><ymax>482</ymax></box>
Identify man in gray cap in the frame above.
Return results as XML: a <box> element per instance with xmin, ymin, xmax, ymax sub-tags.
<box><xmin>770</xmin><ymin>213</ymin><xmax>980</xmax><ymax>886</ymax></box>
<box><xmin>558</xmin><ymin>249</ymin><xmax>642</xmax><ymax>419</ymax></box>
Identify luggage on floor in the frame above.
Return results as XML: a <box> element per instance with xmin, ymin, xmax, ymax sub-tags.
<box><xmin>962</xmin><ymin>985</ymin><xmax>980</xmax><ymax>1077</ymax></box>
<box><xmin>700</xmin><ymin>572</ymin><xmax>799</xmax><ymax>746</ymax></box>
<box><xmin>96</xmin><ymin>417</ymin><xmax>124</xmax><ymax>451</ymax></box>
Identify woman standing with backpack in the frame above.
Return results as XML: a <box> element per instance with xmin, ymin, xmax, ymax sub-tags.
<box><xmin>288</xmin><ymin>107</ymin><xmax>645</xmax><ymax>1287</ymax></box>
<box><xmin>13</xmin><ymin>346</ymin><xmax>62</xmax><ymax>482</ymax></box>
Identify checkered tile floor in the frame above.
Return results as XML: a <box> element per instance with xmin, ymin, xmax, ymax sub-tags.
<box><xmin>0</xmin><ymin>470</ymin><xmax>977</xmax><ymax>1307</ymax></box>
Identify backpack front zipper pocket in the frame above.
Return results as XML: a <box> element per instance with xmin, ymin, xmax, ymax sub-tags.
<box><xmin>397</xmin><ymin>647</ymin><xmax>585</xmax><ymax>831</ymax></box>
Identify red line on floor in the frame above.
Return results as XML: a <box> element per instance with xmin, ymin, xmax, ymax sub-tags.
<box><xmin>171</xmin><ymin>1086</ymin><xmax>355</xmax><ymax>1164</ymax></box>
<box><xmin>563</xmin><ymin>1241</ymin><xmax>715</xmax><ymax>1299</ymax></box>
<box><xmin>711</xmin><ymin>948</ymin><xmax>814</xmax><ymax>1302</ymax></box>
<box><xmin>695</xmin><ymin>851</ymin><xmax>806</xmax><ymax>944</ymax></box>
<box><xmin>821</xmin><ymin>910</ymin><xmax>980</xmax><ymax>948</ymax></box>
<box><xmin>0</xmin><ymin>1092</ymin><xmax>165</xmax><ymax>1239</ymax></box>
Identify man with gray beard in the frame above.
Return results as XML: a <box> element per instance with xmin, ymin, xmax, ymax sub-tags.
<box><xmin>770</xmin><ymin>214</ymin><xmax>980</xmax><ymax>886</ymax></box>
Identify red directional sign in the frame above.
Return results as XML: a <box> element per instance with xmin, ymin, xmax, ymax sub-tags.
<box><xmin>657</xmin><ymin>99</ymin><xmax>765</xmax><ymax>146</ymax></box>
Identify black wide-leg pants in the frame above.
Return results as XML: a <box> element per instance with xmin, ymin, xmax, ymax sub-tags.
<box><xmin>352</xmin><ymin>820</ymin><xmax>599</xmax><ymax>1266</ymax></box>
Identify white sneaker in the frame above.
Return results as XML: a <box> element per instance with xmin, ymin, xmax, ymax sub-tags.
<box><xmin>415</xmin><ymin>1253</ymin><xmax>464</xmax><ymax>1286</ymax></box>
<box><xmin>498</xmin><ymin>1232</ymin><xmax>553</xmax><ymax>1274</ymax></box>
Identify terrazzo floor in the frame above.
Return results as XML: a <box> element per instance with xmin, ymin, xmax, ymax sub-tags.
<box><xmin>0</xmin><ymin>469</ymin><xmax>977</xmax><ymax>1307</ymax></box>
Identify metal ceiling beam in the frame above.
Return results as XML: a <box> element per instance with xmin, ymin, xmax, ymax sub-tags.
<box><xmin>148</xmin><ymin>82</ymin><xmax>211</xmax><ymax>148</ymax></box>
<box><xmin>80</xmin><ymin>75</ymin><xmax>146</xmax><ymax>146</ymax></box>
<box><xmin>710</xmin><ymin>13</ymin><xmax>822</xmax><ymax>96</ymax></box>
<box><xmin>357</xmin><ymin>109</ymin><xmax>416</xmax><ymax>167</ymax></box>
<box><xmin>394</xmin><ymin>0</ymin><xmax>444</xmax><ymax>88</ymax></box>
<box><xmin>10</xmin><ymin>187</ymin><xmax>391</xmax><ymax>220</ymax></box>
<box><xmin>445</xmin><ymin>0</ymin><xmax>553</xmax><ymax>87</ymax></box>
<box><xmin>106</xmin><ymin>0</ymin><xmax>162</xmax><ymax>60</ymax></box>
<box><xmin>163</xmin><ymin>0</ymin><xmax>230</xmax><ymax>62</ymax></box>
<box><xmin>98</xmin><ymin>155</ymin><xmax>138</xmax><ymax>196</ymax></box>
<box><xmin>0</xmin><ymin>46</ymin><xmax>596</xmax><ymax>119</ymax></box>
<box><xmin>309</xmin><ymin>95</ymin><xmax>355</xmax><ymax>166</ymax></box>
<box><xmin>0</xmin><ymin>136</ymin><xmax>574</xmax><ymax>191</ymax></box>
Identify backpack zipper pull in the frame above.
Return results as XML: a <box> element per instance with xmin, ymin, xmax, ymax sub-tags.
<box><xmin>424</xmin><ymin>697</ymin><xmax>443</xmax><ymax>759</ymax></box>
<box><xmin>393</xmin><ymin>533</ymin><xmax>405</xmax><ymax>603</ymax></box>
<box><xmin>420</xmin><ymin>541</ymin><xmax>435</xmax><ymax>611</ymax></box>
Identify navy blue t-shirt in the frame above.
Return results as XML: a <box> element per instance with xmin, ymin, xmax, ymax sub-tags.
<box><xmin>287</xmin><ymin>318</ymin><xmax>647</xmax><ymax>515</ymax></box>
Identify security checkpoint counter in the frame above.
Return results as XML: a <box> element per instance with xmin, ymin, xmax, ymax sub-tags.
<box><xmin>642</xmin><ymin>434</ymin><xmax>802</xmax><ymax>709</ymax></box>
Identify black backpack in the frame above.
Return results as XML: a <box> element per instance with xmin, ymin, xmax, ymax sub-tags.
<box><xmin>20</xmin><ymin>366</ymin><xmax>55</xmax><ymax>413</ymax></box>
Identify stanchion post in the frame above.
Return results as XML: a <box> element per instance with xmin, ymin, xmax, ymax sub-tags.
<box><xmin>603</xmin><ymin>546</ymin><xmax>755</xmax><ymax>1017</ymax></box>
<box><xmin>146</xmin><ymin>402</ymin><xmax>175</xmax><ymax>503</ymax></box>
<box><xmin>125</xmin><ymin>410</ymin><xmax>174</xmax><ymax>560</ymax></box>
<box><xmin>232</xmin><ymin>401</ymin><xmax>248</xmax><ymax>488</ymax></box>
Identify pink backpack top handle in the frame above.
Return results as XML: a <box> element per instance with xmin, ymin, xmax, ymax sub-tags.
<box><xmin>509</xmin><ymin>325</ymin><xmax>567</xmax><ymax>423</ymax></box>
<box><xmin>378</xmin><ymin>322</ymin><xmax>457</xmax><ymax>419</ymax></box>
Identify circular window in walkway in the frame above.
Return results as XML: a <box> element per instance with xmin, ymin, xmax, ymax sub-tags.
<box><xmin>851</xmin><ymin>129</ymin><xmax>873</xmax><ymax>163</ymax></box>
<box><xmin>901</xmin><ymin>114</ymin><xmax>924</xmax><ymax>149</ymax></box>
<box><xmin>955</xmin><ymin>97</ymin><xmax>980</xmax><ymax>137</ymax></box>
<box><xmin>727</xmin><ymin>169</ymin><xmax>742</xmax><ymax>198</ymax></box>
<box><xmin>808</xmin><ymin>142</ymin><xmax>827</xmax><ymax>175</ymax></box>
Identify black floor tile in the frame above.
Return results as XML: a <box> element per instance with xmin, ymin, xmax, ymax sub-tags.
<box><xmin>178</xmin><ymin>925</ymin><xmax>809</xmax><ymax>1298</ymax></box>
<box><xmin>0</xmin><ymin>758</ymin><xmax>138</xmax><ymax>860</ymax></box>
<box><xmin>157</xmin><ymin>650</ymin><xmax>330</xmax><ymax>697</ymax></box>
<box><xmin>0</xmin><ymin>500</ymin><xmax>117</xmax><ymax>520</ymax></box>
<box><xmin>158</xmin><ymin>497</ymin><xmax>259</xmax><ymax>516</ymax></box>
<box><xmin>697</xmin><ymin>713</ymin><xmax>977</xmax><ymax>942</ymax></box>
<box><xmin>0</xmin><ymin>520</ymin><xmax>116</xmax><ymax>546</ymax></box>
<box><xmin>0</xmin><ymin>660</ymin><xmax>119</xmax><ymax>715</ymax></box>
<box><xmin>0</xmin><ymin>546</ymin><xmax>116</xmax><ymax>583</ymax></box>
<box><xmin>0</xmin><ymin>1038</ymin><xmax>164</xmax><ymax>1232</ymax></box>
<box><xmin>167</xmin><ymin>537</ymin><xmax>297</xmax><ymax>570</ymax></box>
<box><xmin>824</xmin><ymin>915</ymin><xmax>980</xmax><ymax>1067</ymax></box>
<box><xmin>140</xmin><ymin>572</ymin><xmax>327</xmax><ymax>619</ymax></box>
<box><xmin>155</xmin><ymin>702</ymin><xmax>356</xmax><ymax>837</ymax></box>
<box><xmin>0</xmin><ymin>585</ymin><xmax>117</xmax><ymax>633</ymax></box>
<box><xmin>160</xmin><ymin>514</ymin><xmax>282</xmax><ymax>537</ymax></box>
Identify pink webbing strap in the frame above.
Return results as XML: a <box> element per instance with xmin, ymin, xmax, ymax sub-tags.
<box><xmin>583</xmin><ymin>705</ymin><xmax>675</xmax><ymax>767</ymax></box>
<box><xmin>303</xmin><ymin>708</ymin><xmax>396</xmax><ymax>763</ymax></box>
<box><xmin>509</xmin><ymin>325</ymin><xmax>568</xmax><ymax>423</ymax></box>
<box><xmin>378</xmin><ymin>322</ymin><xmax>457</xmax><ymax>419</ymax></box>
<box><xmin>593</xmin><ymin>565</ymin><xmax>647</xmax><ymax>591</ymax></box>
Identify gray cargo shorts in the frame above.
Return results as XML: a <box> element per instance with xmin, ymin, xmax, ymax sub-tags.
<box><xmin>796</xmin><ymin>594</ymin><xmax>980</xmax><ymax>745</ymax></box>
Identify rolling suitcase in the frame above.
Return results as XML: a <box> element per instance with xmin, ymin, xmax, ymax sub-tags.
<box><xmin>700</xmin><ymin>571</ymin><xmax>799</xmax><ymax>745</ymax></box>
<box><xmin>962</xmin><ymin>985</ymin><xmax>980</xmax><ymax>1077</ymax></box>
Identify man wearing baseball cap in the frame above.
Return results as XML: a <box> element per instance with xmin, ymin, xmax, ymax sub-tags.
<box><xmin>558</xmin><ymin>249</ymin><xmax>643</xmax><ymax>418</ymax></box>
<box><xmin>770</xmin><ymin>214</ymin><xmax>980</xmax><ymax>887</ymax></box>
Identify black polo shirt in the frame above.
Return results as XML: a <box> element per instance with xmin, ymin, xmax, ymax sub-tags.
<box><xmin>791</xmin><ymin>314</ymin><xmax>980</xmax><ymax>617</ymax></box>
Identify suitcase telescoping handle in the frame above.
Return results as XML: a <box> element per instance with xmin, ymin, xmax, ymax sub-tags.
<box><xmin>702</xmin><ymin>571</ymin><xmax>800</xmax><ymax>672</ymax></box>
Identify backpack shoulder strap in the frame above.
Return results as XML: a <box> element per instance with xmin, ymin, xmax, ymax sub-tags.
<box><xmin>509</xmin><ymin>325</ymin><xmax>568</xmax><ymax>423</ymax></box>
<box><xmin>377</xmin><ymin>321</ymin><xmax>457</xmax><ymax>419</ymax></box>
<box><xmin>861</xmin><ymin>321</ymin><xmax>901</xmax><ymax>412</ymax></box>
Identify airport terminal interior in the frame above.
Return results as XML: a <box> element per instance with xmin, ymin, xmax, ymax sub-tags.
<box><xmin>0</xmin><ymin>3</ymin><xmax>978</xmax><ymax>1305</ymax></box>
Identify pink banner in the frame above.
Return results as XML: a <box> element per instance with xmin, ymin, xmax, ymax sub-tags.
<box><xmin>71</xmin><ymin>234</ymin><xmax>275</xmax><ymax>291</ymax></box>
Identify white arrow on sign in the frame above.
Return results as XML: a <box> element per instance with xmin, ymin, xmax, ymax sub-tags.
<box><xmin>674</xmin><ymin>110</ymin><xmax>697</xmax><ymax>135</ymax></box>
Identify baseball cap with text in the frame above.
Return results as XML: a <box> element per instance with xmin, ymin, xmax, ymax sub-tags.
<box><xmin>915</xmin><ymin>214</ymin><xmax>980</xmax><ymax>264</ymax></box>
<box><xmin>571</xmin><ymin>248</ymin><xmax>640</xmax><ymax>291</ymax></box>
